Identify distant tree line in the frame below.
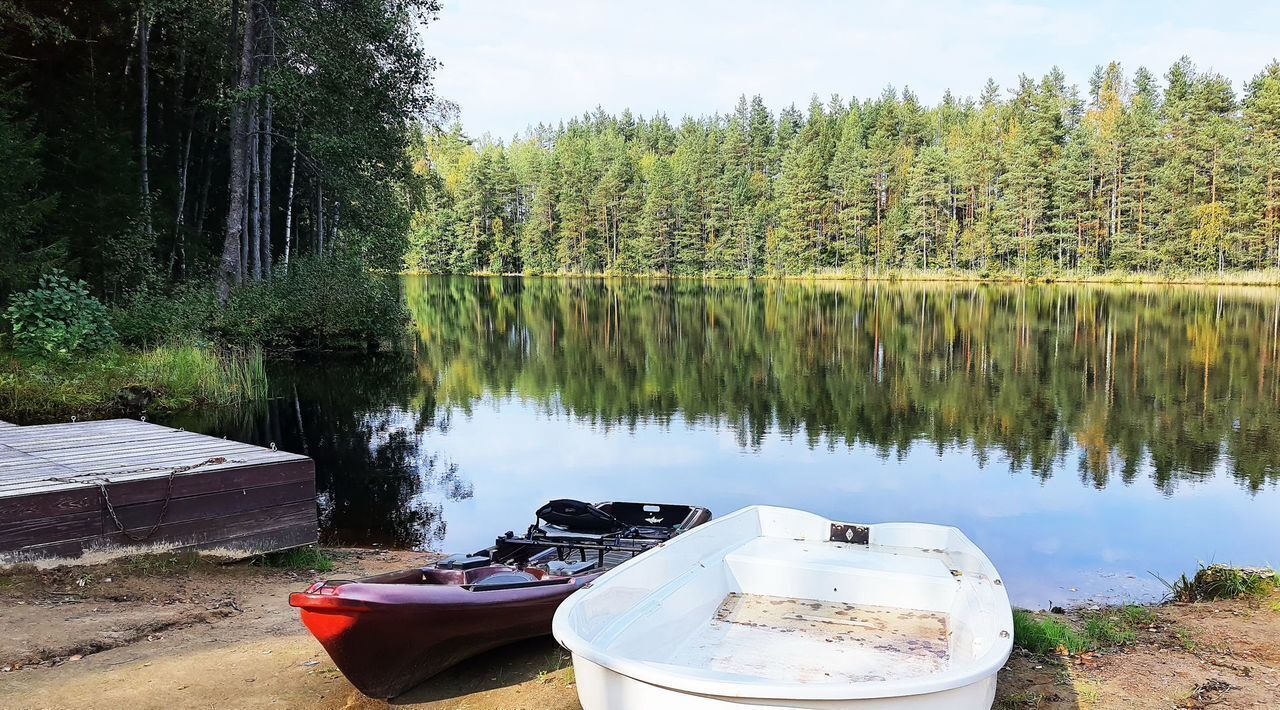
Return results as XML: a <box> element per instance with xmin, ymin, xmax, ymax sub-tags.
<box><xmin>0</xmin><ymin>0</ymin><xmax>441</xmax><ymax>305</ymax></box>
<box><xmin>409</xmin><ymin>59</ymin><xmax>1280</xmax><ymax>278</ymax></box>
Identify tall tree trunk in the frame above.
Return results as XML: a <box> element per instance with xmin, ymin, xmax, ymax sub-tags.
<box><xmin>138</xmin><ymin>9</ymin><xmax>153</xmax><ymax>238</ymax></box>
<box><xmin>240</xmin><ymin>190</ymin><xmax>249</xmax><ymax>282</ymax></box>
<box><xmin>192</xmin><ymin>118</ymin><xmax>213</xmax><ymax>243</ymax></box>
<box><xmin>316</xmin><ymin>181</ymin><xmax>325</xmax><ymax>255</ymax></box>
<box><xmin>325</xmin><ymin>199</ymin><xmax>335</xmax><ymax>244</ymax></box>
<box><xmin>249</xmin><ymin>94</ymin><xmax>261</xmax><ymax>281</ymax></box>
<box><xmin>218</xmin><ymin>0</ymin><xmax>256</xmax><ymax>304</ymax></box>
<box><xmin>261</xmin><ymin>6</ymin><xmax>274</xmax><ymax>280</ymax></box>
<box><xmin>260</xmin><ymin>100</ymin><xmax>272</xmax><ymax>279</ymax></box>
<box><xmin>284</xmin><ymin>128</ymin><xmax>298</xmax><ymax>273</ymax></box>
<box><xmin>171</xmin><ymin>120</ymin><xmax>193</xmax><ymax>278</ymax></box>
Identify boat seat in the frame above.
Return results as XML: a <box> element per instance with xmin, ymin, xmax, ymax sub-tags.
<box><xmin>471</xmin><ymin>571</ymin><xmax>538</xmax><ymax>587</ymax></box>
<box><xmin>537</xmin><ymin>499</ymin><xmax>627</xmax><ymax>534</ymax></box>
<box><xmin>545</xmin><ymin>559</ymin><xmax>598</xmax><ymax>576</ymax></box>
<box><xmin>723</xmin><ymin>537</ymin><xmax>959</xmax><ymax>612</ymax></box>
<box><xmin>436</xmin><ymin>553</ymin><xmax>491</xmax><ymax>570</ymax></box>
<box><xmin>536</xmin><ymin>524</ymin><xmax>613</xmax><ymax>542</ymax></box>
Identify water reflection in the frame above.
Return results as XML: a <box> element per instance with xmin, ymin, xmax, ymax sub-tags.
<box><xmin>170</xmin><ymin>277</ymin><xmax>1280</xmax><ymax>605</ymax></box>
<box><xmin>407</xmin><ymin>277</ymin><xmax>1280</xmax><ymax>493</ymax></box>
<box><xmin>164</xmin><ymin>352</ymin><xmax>472</xmax><ymax>549</ymax></box>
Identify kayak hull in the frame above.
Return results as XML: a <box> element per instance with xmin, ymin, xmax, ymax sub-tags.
<box><xmin>291</xmin><ymin>501</ymin><xmax>712</xmax><ymax>698</ymax></box>
<box><xmin>291</xmin><ymin>566</ymin><xmax>597</xmax><ymax>698</ymax></box>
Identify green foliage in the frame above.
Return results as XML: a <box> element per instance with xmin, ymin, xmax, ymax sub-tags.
<box><xmin>220</xmin><ymin>256</ymin><xmax>407</xmax><ymax>348</ymax></box>
<box><xmin>1155</xmin><ymin>564</ymin><xmax>1280</xmax><ymax>602</ymax></box>
<box><xmin>0</xmin><ymin>0</ymin><xmax>440</xmax><ymax>304</ymax></box>
<box><xmin>112</xmin><ymin>256</ymin><xmax>407</xmax><ymax>350</ymax></box>
<box><xmin>120</xmin><ymin>551</ymin><xmax>209</xmax><ymax>577</ymax></box>
<box><xmin>0</xmin><ymin>81</ymin><xmax>60</xmax><ymax>298</ymax></box>
<box><xmin>4</xmin><ymin>272</ymin><xmax>116</xmax><ymax>355</ymax></box>
<box><xmin>1120</xmin><ymin>604</ymin><xmax>1157</xmax><ymax>627</ymax></box>
<box><xmin>1012</xmin><ymin>610</ymin><xmax>1090</xmax><ymax>655</ymax></box>
<box><xmin>1014</xmin><ymin>605</ymin><xmax>1153</xmax><ymax>656</ymax></box>
<box><xmin>0</xmin><ymin>344</ymin><xmax>266</xmax><ymax>420</ymax></box>
<box><xmin>110</xmin><ymin>283</ymin><xmax>222</xmax><ymax>348</ymax></box>
<box><xmin>1083</xmin><ymin>614</ymin><xmax>1138</xmax><ymax>647</ymax></box>
<box><xmin>255</xmin><ymin>546</ymin><xmax>334</xmax><ymax>572</ymax></box>
<box><xmin>410</xmin><ymin>59</ymin><xmax>1280</xmax><ymax>279</ymax></box>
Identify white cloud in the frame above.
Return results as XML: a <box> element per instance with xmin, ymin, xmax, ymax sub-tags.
<box><xmin>424</xmin><ymin>0</ymin><xmax>1280</xmax><ymax>137</ymax></box>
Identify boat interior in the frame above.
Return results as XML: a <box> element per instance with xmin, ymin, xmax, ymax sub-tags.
<box><xmin>563</xmin><ymin>508</ymin><xmax>1008</xmax><ymax>687</ymax></box>
<box><xmin>345</xmin><ymin>501</ymin><xmax>708</xmax><ymax>592</ymax></box>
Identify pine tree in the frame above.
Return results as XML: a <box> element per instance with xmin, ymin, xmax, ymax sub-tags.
<box><xmin>407</xmin><ymin>58</ymin><xmax>1280</xmax><ymax>280</ymax></box>
<box><xmin>1243</xmin><ymin>63</ymin><xmax>1280</xmax><ymax>267</ymax></box>
<box><xmin>637</xmin><ymin>155</ymin><xmax>677</xmax><ymax>273</ymax></box>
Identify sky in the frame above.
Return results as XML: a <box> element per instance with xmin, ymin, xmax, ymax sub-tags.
<box><xmin>422</xmin><ymin>1</ymin><xmax>1280</xmax><ymax>139</ymax></box>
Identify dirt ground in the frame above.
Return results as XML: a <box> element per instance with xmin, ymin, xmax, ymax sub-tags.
<box><xmin>1</xmin><ymin>549</ymin><xmax>1277</xmax><ymax>710</ymax></box>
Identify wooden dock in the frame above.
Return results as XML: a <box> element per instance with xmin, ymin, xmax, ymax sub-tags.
<box><xmin>0</xmin><ymin>418</ymin><xmax>317</xmax><ymax>562</ymax></box>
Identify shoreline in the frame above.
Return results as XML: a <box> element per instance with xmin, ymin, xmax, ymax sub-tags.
<box><xmin>1</xmin><ymin>549</ymin><xmax>1276</xmax><ymax>709</ymax></box>
<box><xmin>403</xmin><ymin>269</ymin><xmax>1280</xmax><ymax>288</ymax></box>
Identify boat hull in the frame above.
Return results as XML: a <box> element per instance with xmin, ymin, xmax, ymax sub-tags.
<box><xmin>290</xmin><ymin>500</ymin><xmax>711</xmax><ymax>698</ymax></box>
<box><xmin>292</xmin><ymin>569</ymin><xmax>596</xmax><ymax>698</ymax></box>
<box><xmin>571</xmin><ymin>655</ymin><xmax>997</xmax><ymax>709</ymax></box>
<box><xmin>554</xmin><ymin>506</ymin><xmax>1012</xmax><ymax>710</ymax></box>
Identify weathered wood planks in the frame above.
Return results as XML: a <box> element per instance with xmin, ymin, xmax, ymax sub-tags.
<box><xmin>0</xmin><ymin>419</ymin><xmax>317</xmax><ymax>562</ymax></box>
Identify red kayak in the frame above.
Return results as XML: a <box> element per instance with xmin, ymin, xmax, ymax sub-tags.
<box><xmin>289</xmin><ymin>500</ymin><xmax>711</xmax><ymax>698</ymax></box>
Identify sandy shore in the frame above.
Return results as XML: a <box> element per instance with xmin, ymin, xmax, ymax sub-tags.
<box><xmin>1</xmin><ymin>549</ymin><xmax>1277</xmax><ymax>709</ymax></box>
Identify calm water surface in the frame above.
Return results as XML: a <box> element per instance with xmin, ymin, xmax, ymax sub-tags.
<box><xmin>166</xmin><ymin>276</ymin><xmax>1280</xmax><ymax>607</ymax></box>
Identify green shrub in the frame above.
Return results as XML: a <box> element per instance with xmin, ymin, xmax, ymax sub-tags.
<box><xmin>219</xmin><ymin>255</ymin><xmax>407</xmax><ymax>348</ymax></box>
<box><xmin>1154</xmin><ymin>564</ymin><xmax>1280</xmax><ymax>602</ymax></box>
<box><xmin>110</xmin><ymin>283</ymin><xmax>220</xmax><ymax>347</ymax></box>
<box><xmin>109</xmin><ymin>256</ymin><xmax>407</xmax><ymax>350</ymax></box>
<box><xmin>4</xmin><ymin>272</ymin><xmax>117</xmax><ymax>355</ymax></box>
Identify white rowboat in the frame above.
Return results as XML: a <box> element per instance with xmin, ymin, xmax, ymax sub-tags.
<box><xmin>552</xmin><ymin>505</ymin><xmax>1013</xmax><ymax>709</ymax></box>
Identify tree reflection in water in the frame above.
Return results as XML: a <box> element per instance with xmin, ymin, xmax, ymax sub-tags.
<box><xmin>169</xmin><ymin>277</ymin><xmax>1280</xmax><ymax>550</ymax></box>
<box><xmin>165</xmin><ymin>350</ymin><xmax>472</xmax><ymax>550</ymax></box>
<box><xmin>407</xmin><ymin>276</ymin><xmax>1280</xmax><ymax>493</ymax></box>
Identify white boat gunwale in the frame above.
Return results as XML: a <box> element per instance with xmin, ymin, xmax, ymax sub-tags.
<box><xmin>552</xmin><ymin>505</ymin><xmax>1014</xmax><ymax>703</ymax></box>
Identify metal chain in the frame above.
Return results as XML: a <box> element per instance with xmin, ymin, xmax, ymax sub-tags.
<box><xmin>47</xmin><ymin>456</ymin><xmax>243</xmax><ymax>542</ymax></box>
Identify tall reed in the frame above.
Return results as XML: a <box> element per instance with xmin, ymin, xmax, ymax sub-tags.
<box><xmin>0</xmin><ymin>344</ymin><xmax>269</xmax><ymax>420</ymax></box>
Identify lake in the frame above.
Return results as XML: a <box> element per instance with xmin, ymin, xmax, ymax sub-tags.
<box><xmin>166</xmin><ymin>276</ymin><xmax>1280</xmax><ymax>608</ymax></box>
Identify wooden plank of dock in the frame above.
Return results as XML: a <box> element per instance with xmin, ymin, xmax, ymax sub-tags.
<box><xmin>0</xmin><ymin>419</ymin><xmax>317</xmax><ymax>562</ymax></box>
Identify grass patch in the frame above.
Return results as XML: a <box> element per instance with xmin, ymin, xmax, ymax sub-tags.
<box><xmin>1119</xmin><ymin>604</ymin><xmax>1157</xmax><ymax>627</ymax></box>
<box><xmin>0</xmin><ymin>344</ymin><xmax>267</xmax><ymax>420</ymax></box>
<box><xmin>1083</xmin><ymin>614</ymin><xmax>1137</xmax><ymax>647</ymax></box>
<box><xmin>1014</xmin><ymin>605</ymin><xmax>1155</xmax><ymax>656</ymax></box>
<box><xmin>1013</xmin><ymin>610</ymin><xmax>1091</xmax><ymax>655</ymax></box>
<box><xmin>119</xmin><ymin>551</ymin><xmax>208</xmax><ymax>577</ymax></box>
<box><xmin>1154</xmin><ymin>564</ymin><xmax>1280</xmax><ymax>602</ymax></box>
<box><xmin>255</xmin><ymin>546</ymin><xmax>335</xmax><ymax>572</ymax></box>
<box><xmin>998</xmin><ymin>690</ymin><xmax>1050</xmax><ymax>708</ymax></box>
<box><xmin>1075</xmin><ymin>679</ymin><xmax>1103</xmax><ymax>707</ymax></box>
